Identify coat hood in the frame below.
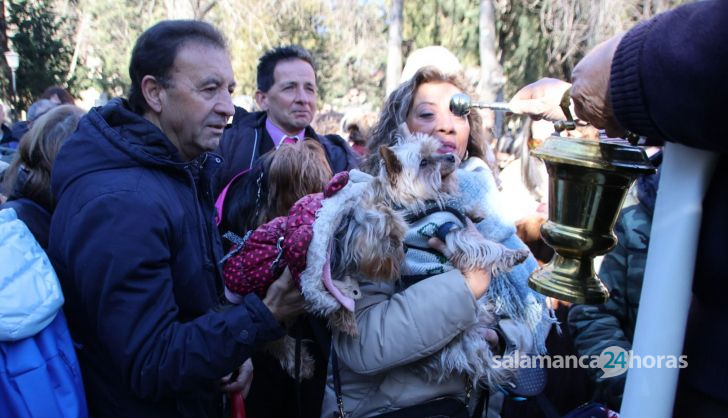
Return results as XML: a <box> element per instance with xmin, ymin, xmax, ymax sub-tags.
<box><xmin>0</xmin><ymin>208</ymin><xmax>63</xmax><ymax>341</ymax></box>
<box><xmin>52</xmin><ymin>99</ymin><xmax>187</xmax><ymax>200</ymax></box>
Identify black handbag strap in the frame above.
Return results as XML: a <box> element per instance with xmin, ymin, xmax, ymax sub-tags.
<box><xmin>472</xmin><ymin>387</ymin><xmax>488</xmax><ymax>418</ymax></box>
<box><xmin>331</xmin><ymin>346</ymin><xmax>348</xmax><ymax>418</ymax></box>
<box><xmin>294</xmin><ymin>325</ymin><xmax>303</xmax><ymax>418</ymax></box>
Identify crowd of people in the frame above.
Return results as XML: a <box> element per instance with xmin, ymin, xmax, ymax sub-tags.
<box><xmin>0</xmin><ymin>1</ymin><xmax>725</xmax><ymax>417</ymax></box>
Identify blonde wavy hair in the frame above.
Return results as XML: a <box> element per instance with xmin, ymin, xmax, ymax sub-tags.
<box><xmin>2</xmin><ymin>105</ymin><xmax>85</xmax><ymax>210</ymax></box>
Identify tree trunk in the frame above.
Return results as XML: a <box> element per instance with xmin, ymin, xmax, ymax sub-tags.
<box><xmin>165</xmin><ymin>0</ymin><xmax>216</xmax><ymax>19</ymax></box>
<box><xmin>385</xmin><ymin>0</ymin><xmax>403</xmax><ymax>95</ymax></box>
<box><xmin>1</xmin><ymin>0</ymin><xmax>10</xmax><ymax>99</ymax></box>
<box><xmin>478</xmin><ymin>0</ymin><xmax>502</xmax><ymax>133</ymax></box>
<box><xmin>478</xmin><ymin>0</ymin><xmax>500</xmax><ymax>102</ymax></box>
<box><xmin>653</xmin><ymin>0</ymin><xmax>668</xmax><ymax>14</ymax></box>
<box><xmin>66</xmin><ymin>12</ymin><xmax>89</xmax><ymax>84</ymax></box>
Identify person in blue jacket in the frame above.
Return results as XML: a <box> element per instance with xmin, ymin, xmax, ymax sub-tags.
<box><xmin>1</xmin><ymin>104</ymin><xmax>88</xmax><ymax>418</ymax></box>
<box><xmin>47</xmin><ymin>20</ymin><xmax>304</xmax><ymax>417</ymax></box>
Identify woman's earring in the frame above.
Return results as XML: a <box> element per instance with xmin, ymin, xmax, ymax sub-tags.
<box><xmin>463</xmin><ymin>149</ymin><xmax>469</xmax><ymax>161</ymax></box>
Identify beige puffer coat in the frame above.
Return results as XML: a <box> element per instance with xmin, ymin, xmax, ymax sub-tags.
<box><xmin>321</xmin><ymin>270</ymin><xmax>480</xmax><ymax>417</ymax></box>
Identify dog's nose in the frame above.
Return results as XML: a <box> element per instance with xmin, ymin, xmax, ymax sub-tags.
<box><xmin>445</xmin><ymin>154</ymin><xmax>456</xmax><ymax>163</ymax></box>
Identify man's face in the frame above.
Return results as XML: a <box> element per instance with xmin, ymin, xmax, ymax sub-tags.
<box><xmin>256</xmin><ymin>58</ymin><xmax>317</xmax><ymax>134</ymax></box>
<box><xmin>157</xmin><ymin>42</ymin><xmax>236</xmax><ymax>160</ymax></box>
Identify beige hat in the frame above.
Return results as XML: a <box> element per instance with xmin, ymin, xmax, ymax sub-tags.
<box><xmin>399</xmin><ymin>46</ymin><xmax>462</xmax><ymax>84</ymax></box>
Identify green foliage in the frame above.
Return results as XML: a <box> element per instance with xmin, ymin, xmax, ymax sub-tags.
<box><xmin>8</xmin><ymin>0</ymin><xmax>694</xmax><ymax>115</ymax></box>
<box><xmin>7</xmin><ymin>0</ymin><xmax>77</xmax><ymax>110</ymax></box>
<box><xmin>77</xmin><ymin>0</ymin><xmax>164</xmax><ymax>99</ymax></box>
<box><xmin>210</xmin><ymin>0</ymin><xmax>387</xmax><ymax>109</ymax></box>
<box><xmin>403</xmin><ymin>0</ymin><xmax>480</xmax><ymax>67</ymax></box>
<box><xmin>496</xmin><ymin>1</ymin><xmax>551</xmax><ymax>98</ymax></box>
<box><xmin>495</xmin><ymin>0</ymin><xmax>694</xmax><ymax>98</ymax></box>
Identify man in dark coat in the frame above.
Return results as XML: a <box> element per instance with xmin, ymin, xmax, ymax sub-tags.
<box><xmin>216</xmin><ymin>45</ymin><xmax>359</xmax><ymax>190</ymax></box>
<box><xmin>215</xmin><ymin>45</ymin><xmax>359</xmax><ymax>418</ymax></box>
<box><xmin>48</xmin><ymin>20</ymin><xmax>304</xmax><ymax>418</ymax></box>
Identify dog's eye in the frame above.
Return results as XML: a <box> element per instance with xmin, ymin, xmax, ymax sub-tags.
<box><xmin>420</xmin><ymin>159</ymin><xmax>428</xmax><ymax>167</ymax></box>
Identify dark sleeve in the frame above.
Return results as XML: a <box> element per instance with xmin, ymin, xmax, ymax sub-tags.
<box><xmin>0</xmin><ymin>199</ymin><xmax>50</xmax><ymax>249</ymax></box>
<box><xmin>609</xmin><ymin>0</ymin><xmax>728</xmax><ymax>152</ymax></box>
<box><xmin>215</xmin><ymin>106</ymin><xmax>254</xmax><ymax>194</ymax></box>
<box><xmin>60</xmin><ymin>190</ymin><xmax>283</xmax><ymax>399</ymax></box>
<box><xmin>568</xmin><ymin>215</ymin><xmax>633</xmax><ymax>359</ymax></box>
<box><xmin>321</xmin><ymin>134</ymin><xmax>361</xmax><ymax>173</ymax></box>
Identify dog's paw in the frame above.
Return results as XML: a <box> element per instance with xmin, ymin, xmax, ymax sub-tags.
<box><xmin>491</xmin><ymin>248</ymin><xmax>531</xmax><ymax>277</ymax></box>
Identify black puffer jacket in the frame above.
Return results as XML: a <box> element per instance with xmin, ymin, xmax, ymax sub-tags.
<box><xmin>48</xmin><ymin>99</ymin><xmax>284</xmax><ymax>418</ymax></box>
<box><xmin>215</xmin><ymin>107</ymin><xmax>360</xmax><ymax>192</ymax></box>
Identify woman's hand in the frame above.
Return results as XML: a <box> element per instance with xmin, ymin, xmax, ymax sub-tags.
<box><xmin>460</xmin><ymin>269</ymin><xmax>492</xmax><ymax>300</ymax></box>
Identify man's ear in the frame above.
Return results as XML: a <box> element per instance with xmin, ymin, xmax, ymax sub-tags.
<box><xmin>255</xmin><ymin>90</ymin><xmax>268</xmax><ymax>111</ymax></box>
<box><xmin>141</xmin><ymin>75</ymin><xmax>164</xmax><ymax>114</ymax></box>
<box><xmin>379</xmin><ymin>145</ymin><xmax>402</xmax><ymax>184</ymax></box>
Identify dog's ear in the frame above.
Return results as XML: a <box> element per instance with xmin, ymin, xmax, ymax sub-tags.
<box><xmin>396</xmin><ymin>122</ymin><xmax>412</xmax><ymax>143</ymax></box>
<box><xmin>379</xmin><ymin>145</ymin><xmax>402</xmax><ymax>184</ymax></box>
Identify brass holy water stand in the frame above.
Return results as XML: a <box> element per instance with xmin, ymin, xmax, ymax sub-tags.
<box><xmin>528</xmin><ymin>136</ymin><xmax>655</xmax><ymax>304</ymax></box>
<box><xmin>447</xmin><ymin>91</ymin><xmax>655</xmax><ymax>304</ymax></box>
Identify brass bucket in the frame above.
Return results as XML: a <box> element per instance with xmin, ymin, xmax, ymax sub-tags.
<box><xmin>528</xmin><ymin>136</ymin><xmax>655</xmax><ymax>304</ymax></box>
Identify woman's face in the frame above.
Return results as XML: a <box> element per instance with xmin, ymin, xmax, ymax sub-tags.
<box><xmin>406</xmin><ymin>81</ymin><xmax>470</xmax><ymax>160</ymax></box>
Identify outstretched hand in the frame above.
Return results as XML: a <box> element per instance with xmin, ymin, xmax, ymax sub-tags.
<box><xmin>510</xmin><ymin>32</ymin><xmax>628</xmax><ymax>139</ymax></box>
<box><xmin>220</xmin><ymin>359</ymin><xmax>254</xmax><ymax>395</ymax></box>
<box><xmin>508</xmin><ymin>78</ymin><xmax>572</xmax><ymax>121</ymax></box>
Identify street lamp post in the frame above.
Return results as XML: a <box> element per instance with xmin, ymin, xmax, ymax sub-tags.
<box><xmin>4</xmin><ymin>50</ymin><xmax>20</xmax><ymax>119</ymax></box>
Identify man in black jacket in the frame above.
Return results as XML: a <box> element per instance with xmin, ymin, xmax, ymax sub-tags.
<box><xmin>215</xmin><ymin>45</ymin><xmax>359</xmax><ymax>418</ymax></box>
<box><xmin>48</xmin><ymin>20</ymin><xmax>304</xmax><ymax>418</ymax></box>
<box><xmin>216</xmin><ymin>45</ymin><xmax>359</xmax><ymax>190</ymax></box>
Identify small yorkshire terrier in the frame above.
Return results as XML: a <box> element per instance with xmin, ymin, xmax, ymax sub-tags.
<box><xmin>361</xmin><ymin>132</ymin><xmax>530</xmax><ymax>386</ymax></box>
<box><xmin>326</xmin><ymin>132</ymin><xmax>462</xmax><ymax>304</ymax></box>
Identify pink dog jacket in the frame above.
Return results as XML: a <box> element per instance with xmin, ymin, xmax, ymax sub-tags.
<box><xmin>223</xmin><ymin>172</ymin><xmax>352</xmax><ymax>310</ymax></box>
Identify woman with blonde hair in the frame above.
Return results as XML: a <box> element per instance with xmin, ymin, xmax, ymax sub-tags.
<box><xmin>1</xmin><ymin>104</ymin><xmax>85</xmax><ymax>247</ymax></box>
<box><xmin>323</xmin><ymin>66</ymin><xmax>553</xmax><ymax>417</ymax></box>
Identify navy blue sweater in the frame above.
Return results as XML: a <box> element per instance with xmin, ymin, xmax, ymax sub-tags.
<box><xmin>610</xmin><ymin>0</ymin><xmax>728</xmax><ymax>404</ymax></box>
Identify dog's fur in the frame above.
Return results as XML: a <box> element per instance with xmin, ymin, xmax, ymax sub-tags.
<box><xmin>329</xmin><ymin>133</ymin><xmax>457</xmax><ymax>299</ymax></box>
<box><xmin>322</xmin><ymin>133</ymin><xmax>458</xmax><ymax>336</ymax></box>
<box><xmin>353</xmin><ymin>132</ymin><xmax>530</xmax><ymax>386</ymax></box>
